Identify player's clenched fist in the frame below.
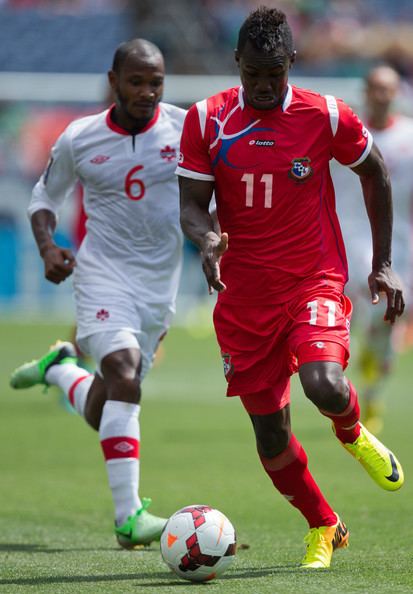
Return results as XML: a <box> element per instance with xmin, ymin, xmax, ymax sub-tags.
<box><xmin>42</xmin><ymin>245</ymin><xmax>76</xmax><ymax>284</ymax></box>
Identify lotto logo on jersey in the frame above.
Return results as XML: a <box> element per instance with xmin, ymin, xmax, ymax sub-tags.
<box><xmin>288</xmin><ymin>157</ymin><xmax>313</xmax><ymax>181</ymax></box>
<box><xmin>249</xmin><ymin>139</ymin><xmax>275</xmax><ymax>147</ymax></box>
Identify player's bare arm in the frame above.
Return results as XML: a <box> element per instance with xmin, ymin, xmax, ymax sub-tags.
<box><xmin>31</xmin><ymin>208</ymin><xmax>76</xmax><ymax>284</ymax></box>
<box><xmin>352</xmin><ymin>143</ymin><xmax>405</xmax><ymax>323</ymax></box>
<box><xmin>179</xmin><ymin>176</ymin><xmax>228</xmax><ymax>293</ymax></box>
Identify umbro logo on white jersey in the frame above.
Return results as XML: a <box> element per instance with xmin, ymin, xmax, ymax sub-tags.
<box><xmin>90</xmin><ymin>155</ymin><xmax>110</xmax><ymax>164</ymax></box>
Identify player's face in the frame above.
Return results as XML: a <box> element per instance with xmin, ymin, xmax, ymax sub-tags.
<box><xmin>365</xmin><ymin>74</ymin><xmax>398</xmax><ymax>116</ymax></box>
<box><xmin>109</xmin><ymin>51</ymin><xmax>164</xmax><ymax>128</ymax></box>
<box><xmin>236</xmin><ymin>42</ymin><xmax>294</xmax><ymax>110</ymax></box>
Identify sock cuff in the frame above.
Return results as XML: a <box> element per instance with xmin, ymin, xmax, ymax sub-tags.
<box><xmin>101</xmin><ymin>436</ymin><xmax>139</xmax><ymax>461</ymax></box>
<box><xmin>334</xmin><ymin>380</ymin><xmax>358</xmax><ymax>417</ymax></box>
<box><xmin>99</xmin><ymin>400</ymin><xmax>141</xmax><ymax>441</ymax></box>
<box><xmin>318</xmin><ymin>379</ymin><xmax>359</xmax><ymax>418</ymax></box>
<box><xmin>102</xmin><ymin>400</ymin><xmax>141</xmax><ymax>416</ymax></box>
<box><xmin>260</xmin><ymin>434</ymin><xmax>306</xmax><ymax>472</ymax></box>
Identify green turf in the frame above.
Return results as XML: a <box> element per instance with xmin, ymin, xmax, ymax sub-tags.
<box><xmin>0</xmin><ymin>320</ymin><xmax>412</xmax><ymax>593</ymax></box>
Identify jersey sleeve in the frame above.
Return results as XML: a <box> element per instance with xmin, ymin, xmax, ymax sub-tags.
<box><xmin>28</xmin><ymin>126</ymin><xmax>77</xmax><ymax>218</ymax></box>
<box><xmin>329</xmin><ymin>98</ymin><xmax>373</xmax><ymax>168</ymax></box>
<box><xmin>175</xmin><ymin>101</ymin><xmax>214</xmax><ymax>181</ymax></box>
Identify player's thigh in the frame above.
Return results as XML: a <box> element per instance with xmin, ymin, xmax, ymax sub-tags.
<box><xmin>78</xmin><ymin>329</ymin><xmax>141</xmax><ymax>378</ymax></box>
<box><xmin>288</xmin><ymin>288</ymin><xmax>352</xmax><ymax>369</ymax></box>
<box><xmin>74</xmin><ymin>285</ymin><xmax>171</xmax><ymax>379</ymax></box>
<box><xmin>136</xmin><ymin>302</ymin><xmax>174</xmax><ymax>379</ymax></box>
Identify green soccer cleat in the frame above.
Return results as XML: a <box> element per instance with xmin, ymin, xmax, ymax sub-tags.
<box><xmin>341</xmin><ymin>423</ymin><xmax>404</xmax><ymax>491</ymax></box>
<box><xmin>115</xmin><ymin>498</ymin><xmax>167</xmax><ymax>549</ymax></box>
<box><xmin>301</xmin><ymin>513</ymin><xmax>349</xmax><ymax>569</ymax></box>
<box><xmin>10</xmin><ymin>340</ymin><xmax>78</xmax><ymax>389</ymax></box>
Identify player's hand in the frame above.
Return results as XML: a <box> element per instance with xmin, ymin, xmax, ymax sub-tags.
<box><xmin>200</xmin><ymin>231</ymin><xmax>228</xmax><ymax>294</ymax></box>
<box><xmin>368</xmin><ymin>264</ymin><xmax>405</xmax><ymax>324</ymax></box>
<box><xmin>42</xmin><ymin>245</ymin><xmax>76</xmax><ymax>284</ymax></box>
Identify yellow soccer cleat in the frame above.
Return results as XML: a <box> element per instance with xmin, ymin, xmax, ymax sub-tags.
<box><xmin>341</xmin><ymin>423</ymin><xmax>404</xmax><ymax>491</ymax></box>
<box><xmin>301</xmin><ymin>514</ymin><xmax>349</xmax><ymax>569</ymax></box>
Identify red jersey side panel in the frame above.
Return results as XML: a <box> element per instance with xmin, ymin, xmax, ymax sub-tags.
<box><xmin>177</xmin><ymin>100</ymin><xmax>214</xmax><ymax>179</ymax></box>
<box><xmin>332</xmin><ymin>99</ymin><xmax>373</xmax><ymax>166</ymax></box>
<box><xmin>177</xmin><ymin>85</ymin><xmax>372</xmax><ymax>305</ymax></box>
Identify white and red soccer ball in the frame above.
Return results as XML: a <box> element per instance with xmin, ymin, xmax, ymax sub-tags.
<box><xmin>160</xmin><ymin>504</ymin><xmax>236</xmax><ymax>582</ymax></box>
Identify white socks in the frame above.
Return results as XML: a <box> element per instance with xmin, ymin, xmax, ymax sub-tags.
<box><xmin>45</xmin><ymin>363</ymin><xmax>93</xmax><ymax>416</ymax></box>
<box><xmin>45</xmin><ymin>364</ymin><xmax>141</xmax><ymax>526</ymax></box>
<box><xmin>99</xmin><ymin>400</ymin><xmax>141</xmax><ymax>526</ymax></box>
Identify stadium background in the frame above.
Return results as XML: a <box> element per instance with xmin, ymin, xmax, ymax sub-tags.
<box><xmin>1</xmin><ymin>2</ymin><xmax>413</xmax><ymax>593</ymax></box>
<box><xmin>1</xmin><ymin>0</ymin><xmax>413</xmax><ymax>321</ymax></box>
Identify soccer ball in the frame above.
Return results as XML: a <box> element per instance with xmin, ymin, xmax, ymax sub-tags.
<box><xmin>160</xmin><ymin>504</ymin><xmax>236</xmax><ymax>582</ymax></box>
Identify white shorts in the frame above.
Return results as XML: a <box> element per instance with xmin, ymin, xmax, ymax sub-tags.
<box><xmin>74</xmin><ymin>284</ymin><xmax>174</xmax><ymax>379</ymax></box>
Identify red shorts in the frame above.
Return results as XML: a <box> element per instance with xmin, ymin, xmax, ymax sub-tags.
<box><xmin>213</xmin><ymin>282</ymin><xmax>352</xmax><ymax>413</ymax></box>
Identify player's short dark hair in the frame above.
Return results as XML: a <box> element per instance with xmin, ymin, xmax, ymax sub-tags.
<box><xmin>111</xmin><ymin>39</ymin><xmax>162</xmax><ymax>73</ymax></box>
<box><xmin>237</xmin><ymin>6</ymin><xmax>294</xmax><ymax>56</ymax></box>
<box><xmin>112</xmin><ymin>40</ymin><xmax>134</xmax><ymax>73</ymax></box>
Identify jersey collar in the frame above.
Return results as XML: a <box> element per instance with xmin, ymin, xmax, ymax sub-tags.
<box><xmin>105</xmin><ymin>103</ymin><xmax>161</xmax><ymax>135</ymax></box>
<box><xmin>239</xmin><ymin>84</ymin><xmax>293</xmax><ymax>115</ymax></box>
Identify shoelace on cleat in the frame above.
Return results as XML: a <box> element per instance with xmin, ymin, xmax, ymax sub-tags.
<box><xmin>136</xmin><ymin>497</ymin><xmax>152</xmax><ymax>516</ymax></box>
<box><xmin>302</xmin><ymin>529</ymin><xmax>330</xmax><ymax>564</ymax></box>
<box><xmin>351</xmin><ymin>434</ymin><xmax>389</xmax><ymax>465</ymax></box>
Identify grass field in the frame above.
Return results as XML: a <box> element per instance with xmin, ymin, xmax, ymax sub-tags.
<box><xmin>0</xmin><ymin>319</ymin><xmax>412</xmax><ymax>594</ymax></box>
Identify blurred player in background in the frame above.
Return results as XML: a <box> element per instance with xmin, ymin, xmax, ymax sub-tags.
<box><xmin>10</xmin><ymin>39</ymin><xmax>186</xmax><ymax>549</ymax></box>
<box><xmin>178</xmin><ymin>6</ymin><xmax>405</xmax><ymax>570</ymax></box>
<box><xmin>334</xmin><ymin>65</ymin><xmax>413</xmax><ymax>434</ymax></box>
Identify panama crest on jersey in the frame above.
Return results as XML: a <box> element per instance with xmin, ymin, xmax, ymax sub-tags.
<box><xmin>288</xmin><ymin>157</ymin><xmax>313</xmax><ymax>181</ymax></box>
<box><xmin>221</xmin><ymin>353</ymin><xmax>234</xmax><ymax>380</ymax></box>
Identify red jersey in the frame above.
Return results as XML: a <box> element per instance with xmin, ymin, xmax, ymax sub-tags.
<box><xmin>177</xmin><ymin>85</ymin><xmax>372</xmax><ymax>305</ymax></box>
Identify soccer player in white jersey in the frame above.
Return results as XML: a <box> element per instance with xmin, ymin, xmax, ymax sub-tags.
<box><xmin>334</xmin><ymin>65</ymin><xmax>413</xmax><ymax>433</ymax></box>
<box><xmin>10</xmin><ymin>39</ymin><xmax>186</xmax><ymax>548</ymax></box>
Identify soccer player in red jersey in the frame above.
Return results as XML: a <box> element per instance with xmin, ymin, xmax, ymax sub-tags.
<box><xmin>177</xmin><ymin>7</ymin><xmax>405</xmax><ymax>569</ymax></box>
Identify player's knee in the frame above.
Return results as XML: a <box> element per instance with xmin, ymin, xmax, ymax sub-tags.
<box><xmin>100</xmin><ymin>350</ymin><xmax>142</xmax><ymax>403</ymax></box>
<box><xmin>101</xmin><ymin>350</ymin><xmax>140</xmax><ymax>379</ymax></box>
<box><xmin>299</xmin><ymin>362</ymin><xmax>348</xmax><ymax>412</ymax></box>
<box><xmin>257</xmin><ymin>431</ymin><xmax>290</xmax><ymax>458</ymax></box>
<box><xmin>107</xmin><ymin>376</ymin><xmax>142</xmax><ymax>404</ymax></box>
<box><xmin>251</xmin><ymin>412</ymin><xmax>291</xmax><ymax>458</ymax></box>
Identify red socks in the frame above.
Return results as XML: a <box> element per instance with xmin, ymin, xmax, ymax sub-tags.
<box><xmin>320</xmin><ymin>380</ymin><xmax>361</xmax><ymax>444</ymax></box>
<box><xmin>260</xmin><ymin>434</ymin><xmax>337</xmax><ymax>528</ymax></box>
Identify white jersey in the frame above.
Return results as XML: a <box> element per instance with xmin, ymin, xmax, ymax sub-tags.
<box><xmin>333</xmin><ymin>114</ymin><xmax>413</xmax><ymax>299</ymax></box>
<box><xmin>29</xmin><ymin>102</ymin><xmax>186</xmax><ymax>307</ymax></box>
